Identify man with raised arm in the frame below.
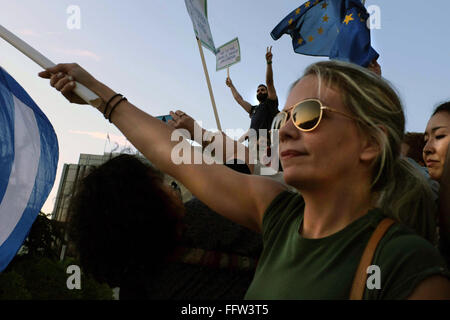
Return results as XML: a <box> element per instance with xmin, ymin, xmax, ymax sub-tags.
<box><xmin>226</xmin><ymin>47</ymin><xmax>279</xmax><ymax>142</ymax></box>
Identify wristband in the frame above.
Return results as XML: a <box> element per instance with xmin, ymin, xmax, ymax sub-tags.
<box><xmin>103</xmin><ymin>93</ymin><xmax>122</xmax><ymax>118</ymax></box>
<box><xmin>267</xmin><ymin>61</ymin><xmax>272</xmax><ymax>65</ymax></box>
<box><xmin>108</xmin><ymin>97</ymin><xmax>127</xmax><ymax>123</ymax></box>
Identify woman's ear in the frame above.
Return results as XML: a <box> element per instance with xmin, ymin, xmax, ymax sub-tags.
<box><xmin>360</xmin><ymin>126</ymin><xmax>386</xmax><ymax>163</ymax></box>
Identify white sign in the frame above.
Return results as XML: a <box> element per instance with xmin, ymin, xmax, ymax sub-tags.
<box><xmin>184</xmin><ymin>0</ymin><xmax>216</xmax><ymax>54</ymax></box>
<box><xmin>216</xmin><ymin>38</ymin><xmax>240</xmax><ymax>71</ymax></box>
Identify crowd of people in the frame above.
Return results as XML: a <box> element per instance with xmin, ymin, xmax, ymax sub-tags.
<box><xmin>37</xmin><ymin>46</ymin><xmax>450</xmax><ymax>299</ymax></box>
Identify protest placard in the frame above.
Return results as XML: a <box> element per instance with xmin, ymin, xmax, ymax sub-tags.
<box><xmin>216</xmin><ymin>37</ymin><xmax>240</xmax><ymax>71</ymax></box>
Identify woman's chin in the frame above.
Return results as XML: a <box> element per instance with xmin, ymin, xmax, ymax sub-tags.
<box><xmin>427</xmin><ymin>167</ymin><xmax>442</xmax><ymax>182</ymax></box>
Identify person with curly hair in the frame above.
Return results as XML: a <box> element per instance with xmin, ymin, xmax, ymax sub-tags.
<box><xmin>68</xmin><ymin>154</ymin><xmax>184</xmax><ymax>298</ymax></box>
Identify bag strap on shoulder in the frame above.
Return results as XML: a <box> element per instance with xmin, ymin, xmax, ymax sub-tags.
<box><xmin>349</xmin><ymin>217</ymin><xmax>395</xmax><ymax>300</ymax></box>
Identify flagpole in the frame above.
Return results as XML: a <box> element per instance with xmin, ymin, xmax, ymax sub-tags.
<box><xmin>196</xmin><ymin>37</ymin><xmax>222</xmax><ymax>131</ymax></box>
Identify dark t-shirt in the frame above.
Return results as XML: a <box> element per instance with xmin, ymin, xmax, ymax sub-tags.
<box><xmin>249</xmin><ymin>98</ymin><xmax>279</xmax><ymax>136</ymax></box>
<box><xmin>245</xmin><ymin>191</ymin><xmax>450</xmax><ymax>300</ymax></box>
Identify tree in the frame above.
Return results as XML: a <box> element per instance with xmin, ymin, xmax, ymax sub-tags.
<box><xmin>0</xmin><ymin>271</ymin><xmax>31</xmax><ymax>300</ymax></box>
<box><xmin>21</xmin><ymin>212</ymin><xmax>65</xmax><ymax>259</ymax></box>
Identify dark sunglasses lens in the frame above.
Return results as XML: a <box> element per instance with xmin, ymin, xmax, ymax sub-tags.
<box><xmin>293</xmin><ymin>100</ymin><xmax>321</xmax><ymax>130</ymax></box>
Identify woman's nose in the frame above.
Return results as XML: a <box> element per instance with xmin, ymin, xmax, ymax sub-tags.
<box><xmin>423</xmin><ymin>139</ymin><xmax>434</xmax><ymax>156</ymax></box>
<box><xmin>279</xmin><ymin>116</ymin><xmax>300</xmax><ymax>143</ymax></box>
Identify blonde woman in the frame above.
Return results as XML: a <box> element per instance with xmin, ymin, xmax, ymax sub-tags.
<box><xmin>39</xmin><ymin>60</ymin><xmax>450</xmax><ymax>299</ymax></box>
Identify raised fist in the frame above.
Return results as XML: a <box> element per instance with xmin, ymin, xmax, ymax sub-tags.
<box><xmin>226</xmin><ymin>77</ymin><xmax>233</xmax><ymax>87</ymax></box>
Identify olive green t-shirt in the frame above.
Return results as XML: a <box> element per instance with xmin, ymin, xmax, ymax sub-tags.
<box><xmin>245</xmin><ymin>191</ymin><xmax>450</xmax><ymax>300</ymax></box>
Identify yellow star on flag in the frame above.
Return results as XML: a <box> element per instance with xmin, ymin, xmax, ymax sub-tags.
<box><xmin>322</xmin><ymin>14</ymin><xmax>329</xmax><ymax>22</ymax></box>
<box><xmin>308</xmin><ymin>35</ymin><xmax>314</xmax><ymax>42</ymax></box>
<box><xmin>314</xmin><ymin>0</ymin><xmax>320</xmax><ymax>5</ymax></box>
<box><xmin>296</xmin><ymin>7</ymin><xmax>301</xmax><ymax>14</ymax></box>
<box><xmin>322</xmin><ymin>2</ymin><xmax>328</xmax><ymax>9</ymax></box>
<box><xmin>305</xmin><ymin>1</ymin><xmax>311</xmax><ymax>8</ymax></box>
<box><xmin>298</xmin><ymin>38</ymin><xmax>304</xmax><ymax>45</ymax></box>
<box><xmin>343</xmin><ymin>13</ymin><xmax>354</xmax><ymax>25</ymax></box>
<box><xmin>318</xmin><ymin>27</ymin><xmax>324</xmax><ymax>35</ymax></box>
<box><xmin>288</xmin><ymin>18</ymin><xmax>293</xmax><ymax>25</ymax></box>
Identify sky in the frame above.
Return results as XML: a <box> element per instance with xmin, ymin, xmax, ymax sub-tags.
<box><xmin>1</xmin><ymin>0</ymin><xmax>450</xmax><ymax>214</ymax></box>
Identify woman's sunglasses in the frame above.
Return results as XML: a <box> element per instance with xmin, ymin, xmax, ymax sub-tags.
<box><xmin>270</xmin><ymin>99</ymin><xmax>357</xmax><ymax>140</ymax></box>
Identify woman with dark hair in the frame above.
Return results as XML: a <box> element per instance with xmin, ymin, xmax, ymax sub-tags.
<box><xmin>68</xmin><ymin>154</ymin><xmax>184</xmax><ymax>298</ymax></box>
<box><xmin>424</xmin><ymin>102</ymin><xmax>450</xmax><ymax>182</ymax></box>
<box><xmin>424</xmin><ymin>102</ymin><xmax>450</xmax><ymax>266</ymax></box>
<box><xmin>40</xmin><ymin>60</ymin><xmax>450</xmax><ymax>299</ymax></box>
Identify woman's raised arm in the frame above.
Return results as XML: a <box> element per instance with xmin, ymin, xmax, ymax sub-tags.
<box><xmin>39</xmin><ymin>63</ymin><xmax>286</xmax><ymax>231</ymax></box>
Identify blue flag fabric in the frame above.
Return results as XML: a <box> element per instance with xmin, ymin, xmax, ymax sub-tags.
<box><xmin>0</xmin><ymin>67</ymin><xmax>59</xmax><ymax>272</ymax></box>
<box><xmin>270</xmin><ymin>0</ymin><xmax>378</xmax><ymax>67</ymax></box>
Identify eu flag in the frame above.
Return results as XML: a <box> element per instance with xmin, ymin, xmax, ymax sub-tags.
<box><xmin>270</xmin><ymin>0</ymin><xmax>378</xmax><ymax>67</ymax></box>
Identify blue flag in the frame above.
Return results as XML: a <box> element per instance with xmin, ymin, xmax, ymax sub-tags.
<box><xmin>271</xmin><ymin>0</ymin><xmax>378</xmax><ymax>67</ymax></box>
<box><xmin>0</xmin><ymin>66</ymin><xmax>59</xmax><ymax>272</ymax></box>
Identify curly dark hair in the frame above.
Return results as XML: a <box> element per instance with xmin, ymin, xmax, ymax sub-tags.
<box><xmin>67</xmin><ymin>154</ymin><xmax>184</xmax><ymax>288</ymax></box>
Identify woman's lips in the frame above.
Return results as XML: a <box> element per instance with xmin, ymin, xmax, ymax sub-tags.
<box><xmin>280</xmin><ymin>150</ymin><xmax>307</xmax><ymax>160</ymax></box>
<box><xmin>426</xmin><ymin>160</ymin><xmax>439</xmax><ymax>167</ymax></box>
